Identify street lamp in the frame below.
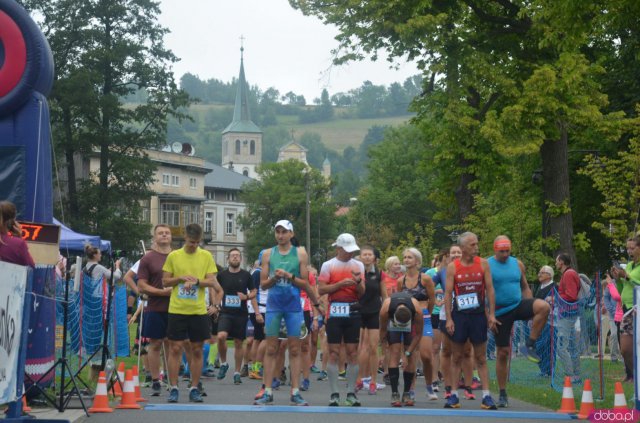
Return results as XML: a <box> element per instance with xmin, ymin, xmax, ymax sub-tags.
<box><xmin>302</xmin><ymin>167</ymin><xmax>311</xmax><ymax>255</ymax></box>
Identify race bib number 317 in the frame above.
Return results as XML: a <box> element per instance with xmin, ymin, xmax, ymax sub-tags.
<box><xmin>456</xmin><ymin>293</ymin><xmax>479</xmax><ymax>310</ymax></box>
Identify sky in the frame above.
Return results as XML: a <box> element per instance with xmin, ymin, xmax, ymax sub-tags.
<box><xmin>158</xmin><ymin>0</ymin><xmax>420</xmax><ymax>102</ymax></box>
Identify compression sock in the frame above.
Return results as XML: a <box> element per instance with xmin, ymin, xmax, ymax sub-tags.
<box><xmin>209</xmin><ymin>343</ymin><xmax>219</xmax><ymax>364</ymax></box>
<box><xmin>389</xmin><ymin>367</ymin><xmax>400</xmax><ymax>394</ymax></box>
<box><xmin>346</xmin><ymin>363</ymin><xmax>359</xmax><ymax>393</ymax></box>
<box><xmin>328</xmin><ymin>362</ymin><xmax>339</xmax><ymax>394</ymax></box>
<box><xmin>403</xmin><ymin>371</ymin><xmax>414</xmax><ymax>394</ymax></box>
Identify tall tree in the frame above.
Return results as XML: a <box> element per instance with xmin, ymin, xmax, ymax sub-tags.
<box><xmin>24</xmin><ymin>0</ymin><xmax>191</xmax><ymax>251</ymax></box>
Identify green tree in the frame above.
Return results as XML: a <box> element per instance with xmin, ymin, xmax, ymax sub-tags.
<box><xmin>26</xmin><ymin>0</ymin><xmax>191</xmax><ymax>251</ymax></box>
<box><xmin>238</xmin><ymin>161</ymin><xmax>336</xmax><ymax>261</ymax></box>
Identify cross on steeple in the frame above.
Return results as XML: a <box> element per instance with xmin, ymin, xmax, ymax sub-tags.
<box><xmin>240</xmin><ymin>35</ymin><xmax>245</xmax><ymax>59</ymax></box>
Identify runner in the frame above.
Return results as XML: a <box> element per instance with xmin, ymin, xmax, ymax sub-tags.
<box><xmin>253</xmin><ymin>220</ymin><xmax>318</xmax><ymax>406</ymax></box>
<box><xmin>381</xmin><ymin>255</ymin><xmax>404</xmax><ymax>384</ymax></box>
<box><xmin>215</xmin><ymin>248</ymin><xmax>256</xmax><ymax>385</ymax></box>
<box><xmin>138</xmin><ymin>224</ymin><xmax>173</xmax><ymax>396</ymax></box>
<box><xmin>318</xmin><ymin>233</ymin><xmax>366</xmax><ymax>406</ymax></box>
<box><xmin>300</xmin><ymin>264</ymin><xmax>321</xmax><ymax>391</ymax></box>
<box><xmin>488</xmin><ymin>235</ymin><xmax>550</xmax><ymax>408</ymax></box>
<box><xmin>400</xmin><ymin>247</ymin><xmax>436</xmax><ymax>402</ymax></box>
<box><xmin>379</xmin><ymin>291</ymin><xmax>423</xmax><ymax>407</ymax></box>
<box><xmin>248</xmin><ymin>254</ymin><xmax>268</xmax><ymax>383</ymax></box>
<box><xmin>162</xmin><ymin>223</ymin><xmax>221</xmax><ymax>403</ymax></box>
<box><xmin>356</xmin><ymin>246</ymin><xmax>387</xmax><ymax>395</ymax></box>
<box><xmin>444</xmin><ymin>232</ymin><xmax>498</xmax><ymax>410</ymax></box>
<box><xmin>428</xmin><ymin>250</ymin><xmax>446</xmax><ymax>393</ymax></box>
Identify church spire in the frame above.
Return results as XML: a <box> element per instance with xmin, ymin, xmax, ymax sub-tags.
<box><xmin>223</xmin><ymin>42</ymin><xmax>261</xmax><ymax>134</ymax></box>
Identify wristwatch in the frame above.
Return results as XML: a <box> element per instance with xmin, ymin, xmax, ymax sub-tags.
<box><xmin>405</xmin><ymin>350</ymin><xmax>412</xmax><ymax>357</ymax></box>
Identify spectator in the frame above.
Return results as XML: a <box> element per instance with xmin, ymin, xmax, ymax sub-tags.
<box><xmin>601</xmin><ymin>273</ymin><xmax>622</xmax><ymax>362</ymax></box>
<box><xmin>611</xmin><ymin>235</ymin><xmax>640</xmax><ymax>382</ymax></box>
<box><xmin>554</xmin><ymin>253</ymin><xmax>581</xmax><ymax>384</ymax></box>
<box><xmin>0</xmin><ymin>201</ymin><xmax>35</xmax><ymax>267</ymax></box>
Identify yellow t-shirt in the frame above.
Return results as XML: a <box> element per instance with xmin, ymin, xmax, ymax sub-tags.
<box><xmin>162</xmin><ymin>246</ymin><xmax>217</xmax><ymax>315</ymax></box>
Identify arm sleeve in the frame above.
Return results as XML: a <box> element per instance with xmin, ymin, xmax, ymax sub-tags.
<box><xmin>608</xmin><ymin>281</ymin><xmax>622</xmax><ymax>301</ymax></box>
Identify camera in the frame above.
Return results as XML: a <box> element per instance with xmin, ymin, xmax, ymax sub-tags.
<box><xmin>110</xmin><ymin>249</ymin><xmax>127</xmax><ymax>259</ymax></box>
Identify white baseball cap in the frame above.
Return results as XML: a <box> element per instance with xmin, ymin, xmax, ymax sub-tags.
<box><xmin>274</xmin><ymin>219</ymin><xmax>293</xmax><ymax>231</ymax></box>
<box><xmin>332</xmin><ymin>233</ymin><xmax>360</xmax><ymax>253</ymax></box>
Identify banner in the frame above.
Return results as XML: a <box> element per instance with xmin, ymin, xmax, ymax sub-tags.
<box><xmin>0</xmin><ymin>262</ymin><xmax>28</xmax><ymax>404</ymax></box>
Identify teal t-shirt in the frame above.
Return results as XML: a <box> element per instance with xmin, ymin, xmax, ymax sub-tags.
<box><xmin>266</xmin><ymin>246</ymin><xmax>302</xmax><ymax>312</ymax></box>
<box><xmin>488</xmin><ymin>256</ymin><xmax>521</xmax><ymax>317</ymax></box>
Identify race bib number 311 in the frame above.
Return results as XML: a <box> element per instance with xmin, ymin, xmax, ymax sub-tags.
<box><xmin>456</xmin><ymin>293</ymin><xmax>479</xmax><ymax>310</ymax></box>
<box><xmin>329</xmin><ymin>302</ymin><xmax>350</xmax><ymax>318</ymax></box>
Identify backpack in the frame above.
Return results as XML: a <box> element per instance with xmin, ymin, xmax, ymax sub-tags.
<box><xmin>577</xmin><ymin>273</ymin><xmax>592</xmax><ymax>301</ymax></box>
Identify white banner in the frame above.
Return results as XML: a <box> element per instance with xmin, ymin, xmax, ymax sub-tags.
<box><xmin>0</xmin><ymin>262</ymin><xmax>28</xmax><ymax>404</ymax></box>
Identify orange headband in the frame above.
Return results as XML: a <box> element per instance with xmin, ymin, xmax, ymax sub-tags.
<box><xmin>493</xmin><ymin>239</ymin><xmax>511</xmax><ymax>251</ymax></box>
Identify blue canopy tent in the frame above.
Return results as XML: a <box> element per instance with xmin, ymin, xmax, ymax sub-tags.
<box><xmin>54</xmin><ymin>218</ymin><xmax>111</xmax><ymax>254</ymax></box>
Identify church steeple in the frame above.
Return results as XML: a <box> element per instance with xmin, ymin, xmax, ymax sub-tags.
<box><xmin>223</xmin><ymin>45</ymin><xmax>261</xmax><ymax>134</ymax></box>
<box><xmin>221</xmin><ymin>42</ymin><xmax>262</xmax><ymax>180</ymax></box>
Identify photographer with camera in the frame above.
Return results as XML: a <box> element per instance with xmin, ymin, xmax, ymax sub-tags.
<box><xmin>84</xmin><ymin>245</ymin><xmax>122</xmax><ymax>282</ymax></box>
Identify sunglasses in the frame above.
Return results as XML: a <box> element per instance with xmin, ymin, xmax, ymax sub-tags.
<box><xmin>497</xmin><ymin>250</ymin><xmax>510</xmax><ymax>253</ymax></box>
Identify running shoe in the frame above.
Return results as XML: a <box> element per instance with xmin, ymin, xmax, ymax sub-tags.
<box><xmin>344</xmin><ymin>392</ymin><xmax>361</xmax><ymax>407</ymax></box>
<box><xmin>444</xmin><ymin>391</ymin><xmax>451</xmax><ymax>399</ymax></box>
<box><xmin>416</xmin><ymin>368</ymin><xmax>424</xmax><ymax>378</ymax></box>
<box><xmin>182</xmin><ymin>371</ymin><xmax>191</xmax><ymax>381</ymax></box>
<box><xmin>464</xmin><ymin>388</ymin><xmax>475</xmax><ymax>400</ymax></box>
<box><xmin>444</xmin><ymin>394</ymin><xmax>460</xmax><ymax>409</ymax></box>
<box><xmin>213</xmin><ymin>357</ymin><xmax>220</xmax><ymax>368</ymax></box>
<box><xmin>329</xmin><ymin>393</ymin><xmax>340</xmax><ymax>406</ymax></box>
<box><xmin>301</xmin><ymin>378</ymin><xmax>310</xmax><ymax>391</ymax></box>
<box><xmin>233</xmin><ymin>373</ymin><xmax>242</xmax><ymax>385</ymax></box>
<box><xmin>402</xmin><ymin>392</ymin><xmax>414</xmax><ymax>406</ymax></box>
<box><xmin>203</xmin><ymin>366</ymin><xmax>216</xmax><ymax>378</ymax></box>
<box><xmin>151</xmin><ymin>380</ymin><xmax>162</xmax><ymax>396</ymax></box>
<box><xmin>457</xmin><ymin>378</ymin><xmax>465</xmax><ymax>389</ymax></box>
<box><xmin>189</xmin><ymin>388</ymin><xmax>203</xmax><ymax>403</ymax></box>
<box><xmin>254</xmin><ymin>392</ymin><xmax>273</xmax><ymax>405</ymax></box>
<box><xmin>481</xmin><ymin>395</ymin><xmax>497</xmax><ymax>410</ymax></box>
<box><xmin>355</xmin><ymin>379</ymin><xmax>364</xmax><ymax>392</ymax></box>
<box><xmin>291</xmin><ymin>392</ymin><xmax>309</xmax><ymax>406</ymax></box>
<box><xmin>426</xmin><ymin>386</ymin><xmax>438</xmax><ymax>400</ymax></box>
<box><xmin>376</xmin><ymin>383</ymin><xmax>386</xmax><ymax>390</ymax></box>
<box><xmin>317</xmin><ymin>370</ymin><xmax>328</xmax><ymax>381</ymax></box>
<box><xmin>254</xmin><ymin>387</ymin><xmax>265</xmax><ymax>401</ymax></box>
<box><xmin>409</xmin><ymin>390</ymin><xmax>415</xmax><ymax>401</ymax></box>
<box><xmin>240</xmin><ymin>364</ymin><xmax>249</xmax><ymax>378</ymax></box>
<box><xmin>518</xmin><ymin>344</ymin><xmax>541</xmax><ymax>363</ymax></box>
<box><xmin>498</xmin><ymin>393</ymin><xmax>508</xmax><ymax>408</ymax></box>
<box><xmin>368</xmin><ymin>382</ymin><xmax>377</xmax><ymax>395</ymax></box>
<box><xmin>310</xmin><ymin>365</ymin><xmax>320</xmax><ymax>373</ymax></box>
<box><xmin>249</xmin><ymin>369</ymin><xmax>262</xmax><ymax>380</ymax></box>
<box><xmin>471</xmin><ymin>377</ymin><xmax>481</xmax><ymax>390</ymax></box>
<box><xmin>144</xmin><ymin>373</ymin><xmax>153</xmax><ymax>387</ymax></box>
<box><xmin>383</xmin><ymin>374</ymin><xmax>390</xmax><ymax>386</ymax></box>
<box><xmin>338</xmin><ymin>371</ymin><xmax>347</xmax><ymax>381</ymax></box>
<box><xmin>168</xmin><ymin>387</ymin><xmax>179</xmax><ymax>403</ymax></box>
<box><xmin>391</xmin><ymin>392</ymin><xmax>402</xmax><ymax>407</ymax></box>
<box><xmin>432</xmin><ymin>381</ymin><xmax>440</xmax><ymax>392</ymax></box>
<box><xmin>198</xmin><ymin>381</ymin><xmax>207</xmax><ymax>397</ymax></box>
<box><xmin>378</xmin><ymin>367</ymin><xmax>385</xmax><ymax>374</ymax></box>
<box><xmin>217</xmin><ymin>363</ymin><xmax>229</xmax><ymax>380</ymax></box>
<box><xmin>272</xmin><ymin>378</ymin><xmax>281</xmax><ymax>390</ymax></box>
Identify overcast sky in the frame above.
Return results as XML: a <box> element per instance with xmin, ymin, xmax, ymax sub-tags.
<box><xmin>158</xmin><ymin>0</ymin><xmax>420</xmax><ymax>102</ymax></box>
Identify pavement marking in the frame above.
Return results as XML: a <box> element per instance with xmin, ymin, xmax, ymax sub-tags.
<box><xmin>144</xmin><ymin>404</ymin><xmax>576</xmax><ymax>419</ymax></box>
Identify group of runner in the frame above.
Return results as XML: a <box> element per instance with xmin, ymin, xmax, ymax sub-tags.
<box><xmin>131</xmin><ymin>220</ymin><xmax>554</xmax><ymax>409</ymax></box>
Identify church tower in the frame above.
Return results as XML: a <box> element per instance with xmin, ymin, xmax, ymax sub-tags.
<box><xmin>221</xmin><ymin>46</ymin><xmax>262</xmax><ymax>179</ymax></box>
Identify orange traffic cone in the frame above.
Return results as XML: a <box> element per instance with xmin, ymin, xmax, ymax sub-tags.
<box><xmin>557</xmin><ymin>376</ymin><xmax>577</xmax><ymax>414</ymax></box>
<box><xmin>613</xmin><ymin>381</ymin><xmax>629</xmax><ymax>411</ymax></box>
<box><xmin>21</xmin><ymin>396</ymin><xmax>32</xmax><ymax>413</ymax></box>
<box><xmin>115</xmin><ymin>369</ymin><xmax>142</xmax><ymax>410</ymax></box>
<box><xmin>132</xmin><ymin>365</ymin><xmax>147</xmax><ymax>402</ymax></box>
<box><xmin>112</xmin><ymin>362</ymin><xmax>125</xmax><ymax>397</ymax></box>
<box><xmin>89</xmin><ymin>371</ymin><xmax>114</xmax><ymax>413</ymax></box>
<box><xmin>577</xmin><ymin>379</ymin><xmax>595</xmax><ymax>419</ymax></box>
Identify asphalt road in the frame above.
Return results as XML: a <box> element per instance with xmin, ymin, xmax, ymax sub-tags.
<box><xmin>75</xmin><ymin>352</ymin><xmax>574</xmax><ymax>423</ymax></box>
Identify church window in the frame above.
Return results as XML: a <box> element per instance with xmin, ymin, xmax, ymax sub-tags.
<box><xmin>235</xmin><ymin>139</ymin><xmax>241</xmax><ymax>154</ymax></box>
<box><xmin>250</xmin><ymin>140</ymin><xmax>255</xmax><ymax>155</ymax></box>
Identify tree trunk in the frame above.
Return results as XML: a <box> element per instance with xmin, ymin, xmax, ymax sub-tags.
<box><xmin>98</xmin><ymin>12</ymin><xmax>113</xmax><ymax>231</ymax></box>
<box><xmin>541</xmin><ymin>125</ymin><xmax>577</xmax><ymax>268</ymax></box>
<box><xmin>455</xmin><ymin>157</ymin><xmax>476</xmax><ymax>220</ymax></box>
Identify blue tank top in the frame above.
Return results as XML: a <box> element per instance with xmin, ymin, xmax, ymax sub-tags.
<box><xmin>266</xmin><ymin>246</ymin><xmax>302</xmax><ymax>312</ymax></box>
<box><xmin>488</xmin><ymin>256</ymin><xmax>522</xmax><ymax>317</ymax></box>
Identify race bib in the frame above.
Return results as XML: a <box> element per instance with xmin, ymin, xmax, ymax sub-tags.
<box><xmin>388</xmin><ymin>319</ymin><xmax>411</xmax><ymax>332</ymax></box>
<box><xmin>300</xmin><ymin>297</ymin><xmax>306</xmax><ymax>309</ymax></box>
<box><xmin>329</xmin><ymin>302</ymin><xmax>350</xmax><ymax>318</ymax></box>
<box><xmin>177</xmin><ymin>283</ymin><xmax>198</xmax><ymax>300</ymax></box>
<box><xmin>225</xmin><ymin>295</ymin><xmax>241</xmax><ymax>308</ymax></box>
<box><xmin>456</xmin><ymin>293</ymin><xmax>479</xmax><ymax>310</ymax></box>
<box><xmin>275</xmin><ymin>277</ymin><xmax>291</xmax><ymax>287</ymax></box>
<box><xmin>436</xmin><ymin>293</ymin><xmax>444</xmax><ymax>302</ymax></box>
